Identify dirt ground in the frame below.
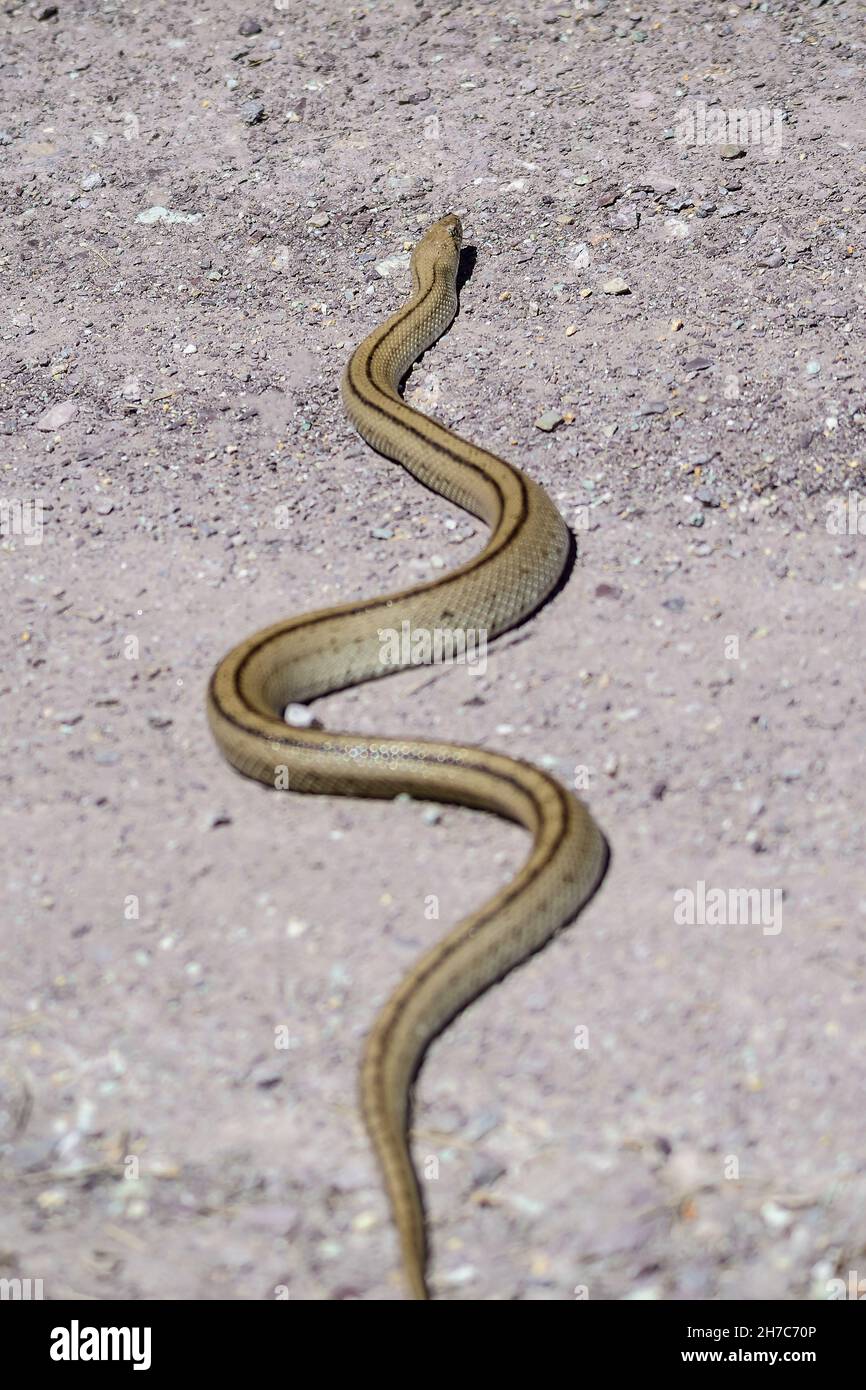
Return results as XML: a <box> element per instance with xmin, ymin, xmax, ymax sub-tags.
<box><xmin>2</xmin><ymin>0</ymin><xmax>866</xmax><ymax>1301</ymax></box>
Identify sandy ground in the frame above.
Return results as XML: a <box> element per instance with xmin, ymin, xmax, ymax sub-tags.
<box><xmin>2</xmin><ymin>0</ymin><xmax>866</xmax><ymax>1301</ymax></box>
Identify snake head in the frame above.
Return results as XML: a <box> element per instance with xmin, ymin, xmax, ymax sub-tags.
<box><xmin>413</xmin><ymin>215</ymin><xmax>463</xmax><ymax>279</ymax></box>
<box><xmin>435</xmin><ymin>213</ymin><xmax>463</xmax><ymax>249</ymax></box>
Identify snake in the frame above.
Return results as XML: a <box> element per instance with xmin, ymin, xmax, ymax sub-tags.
<box><xmin>206</xmin><ymin>214</ymin><xmax>608</xmax><ymax>1299</ymax></box>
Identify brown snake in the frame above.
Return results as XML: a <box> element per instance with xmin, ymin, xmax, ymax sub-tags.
<box><xmin>207</xmin><ymin>214</ymin><xmax>608</xmax><ymax>1299</ymax></box>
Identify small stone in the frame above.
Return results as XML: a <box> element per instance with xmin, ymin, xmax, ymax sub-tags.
<box><xmin>94</xmin><ymin>499</ymin><xmax>114</xmax><ymax>516</ymax></box>
<box><xmin>595</xmin><ymin>583</ymin><xmax>621</xmax><ymax>599</ymax></box>
<box><xmin>695</xmin><ymin>486</ymin><xmax>720</xmax><ymax>507</ymax></box>
<box><xmin>635</xmin><ymin>172</ymin><xmax>677</xmax><ymax>194</ymax></box>
<box><xmin>535</xmin><ymin>410</ymin><xmax>564</xmax><ymax>432</ymax></box>
<box><xmin>662</xmin><ymin>596</ymin><xmax>685</xmax><ymax>612</ymax></box>
<box><xmin>250</xmin><ymin>1062</ymin><xmax>283</xmax><ymax>1089</ymax></box>
<box><xmin>238</xmin><ymin>17</ymin><xmax>263</xmax><ymax>35</ymax></box>
<box><xmin>683</xmin><ymin>357</ymin><xmax>713</xmax><ymax>373</ymax></box>
<box><xmin>241</xmin><ymin>99</ymin><xmax>266</xmax><ymax>125</ymax></box>
<box><xmin>609</xmin><ymin>206</ymin><xmax>639</xmax><ymax>231</ymax></box>
<box><xmin>805</xmin><ymin>360</ymin><xmax>821</xmax><ymax>376</ymax></box>
<box><xmin>759</xmin><ymin>249</ymin><xmax>785</xmax><ymax>269</ymax></box>
<box><xmin>761</xmin><ymin>1201</ymin><xmax>793</xmax><ymax>1232</ymax></box>
<box><xmin>52</xmin><ymin>710</ymin><xmax>83</xmax><ymax>725</ymax></box>
<box><xmin>720</xmin><ymin>144</ymin><xmax>745</xmax><ymax>159</ymax></box>
<box><xmin>36</xmin><ymin>5</ymin><xmax>59</xmax><ymax>19</ymax></box>
<box><xmin>136</xmin><ymin>206</ymin><xmax>202</xmax><ymax>226</ymax></box>
<box><xmin>398</xmin><ymin>88</ymin><xmax>430</xmax><ymax>105</ymax></box>
<box><xmin>601</xmin><ymin>277</ymin><xmax>630</xmax><ymax>295</ymax></box>
<box><xmin>36</xmin><ymin>400</ymin><xmax>77</xmax><ymax>431</ymax></box>
<box><xmin>284</xmin><ymin>703</ymin><xmax>322</xmax><ymax>729</ymax></box>
<box><xmin>308</xmin><ymin>212</ymin><xmax>330</xmax><ymax>227</ymax></box>
<box><xmin>695</xmin><ymin>201</ymin><xmax>716</xmax><ymax>218</ymax></box>
<box><xmin>81</xmin><ymin>172</ymin><xmax>102</xmax><ymax>191</ymax></box>
<box><xmin>566</xmin><ymin>241</ymin><xmax>590</xmax><ymax>270</ymax></box>
<box><xmin>375</xmin><ymin>252</ymin><xmax>411</xmax><ymax>279</ymax></box>
<box><xmin>371</xmin><ymin>526</ymin><xmax>393</xmax><ymax>540</ymax></box>
<box><xmin>471</xmin><ymin>1154</ymin><xmax>507</xmax><ymax>1189</ymax></box>
<box><xmin>37</xmin><ymin>1189</ymin><xmax>66</xmax><ymax>1211</ymax></box>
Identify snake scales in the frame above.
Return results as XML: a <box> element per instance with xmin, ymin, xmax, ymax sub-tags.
<box><xmin>207</xmin><ymin>214</ymin><xmax>608</xmax><ymax>1299</ymax></box>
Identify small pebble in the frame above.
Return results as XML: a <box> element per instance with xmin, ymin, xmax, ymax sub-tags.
<box><xmin>285</xmin><ymin>703</ymin><xmax>322</xmax><ymax>729</ymax></box>
<box><xmin>720</xmin><ymin>145</ymin><xmax>745</xmax><ymax>159</ymax></box>
<box><xmin>601</xmin><ymin>277</ymin><xmax>630</xmax><ymax>295</ymax></box>
<box><xmin>535</xmin><ymin>410</ymin><xmax>564</xmax><ymax>432</ymax></box>
<box><xmin>36</xmin><ymin>400</ymin><xmax>77</xmax><ymax>431</ymax></box>
<box><xmin>136</xmin><ymin>206</ymin><xmax>202</xmax><ymax>226</ymax></box>
<box><xmin>238</xmin><ymin>17</ymin><xmax>263</xmax><ymax>35</ymax></box>
<box><xmin>375</xmin><ymin>253</ymin><xmax>411</xmax><ymax>279</ymax></box>
<box><xmin>609</xmin><ymin>206</ymin><xmax>639</xmax><ymax>231</ymax></box>
<box><xmin>241</xmin><ymin>100</ymin><xmax>266</xmax><ymax>126</ymax></box>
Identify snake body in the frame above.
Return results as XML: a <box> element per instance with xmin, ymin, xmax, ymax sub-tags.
<box><xmin>207</xmin><ymin>214</ymin><xmax>607</xmax><ymax>1299</ymax></box>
